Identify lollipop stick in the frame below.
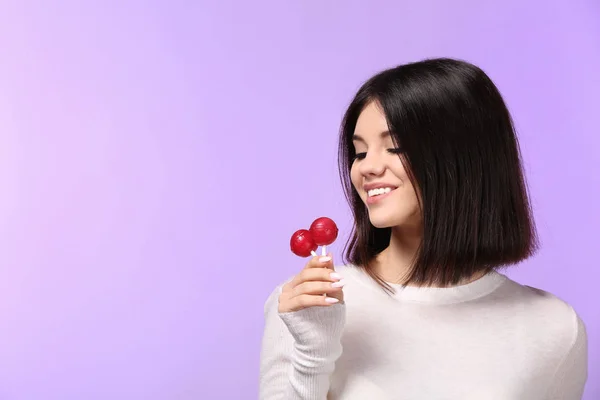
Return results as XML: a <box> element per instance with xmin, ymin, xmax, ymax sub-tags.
<box><xmin>320</xmin><ymin>246</ymin><xmax>328</xmax><ymax>297</ymax></box>
<box><xmin>311</xmin><ymin>250</ymin><xmax>318</xmax><ymax>257</ymax></box>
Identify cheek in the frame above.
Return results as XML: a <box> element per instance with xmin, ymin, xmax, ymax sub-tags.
<box><xmin>403</xmin><ymin>186</ymin><xmax>422</xmax><ymax>217</ymax></box>
<box><xmin>350</xmin><ymin>165</ymin><xmax>360</xmax><ymax>189</ymax></box>
<box><xmin>391</xmin><ymin>160</ymin><xmax>409</xmax><ymax>181</ymax></box>
<box><xmin>350</xmin><ymin>166</ymin><xmax>358</xmax><ymax>187</ymax></box>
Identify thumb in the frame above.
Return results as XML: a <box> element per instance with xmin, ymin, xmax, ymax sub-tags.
<box><xmin>323</xmin><ymin>253</ymin><xmax>335</xmax><ymax>270</ymax></box>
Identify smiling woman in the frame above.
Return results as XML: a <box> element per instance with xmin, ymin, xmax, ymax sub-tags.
<box><xmin>338</xmin><ymin>58</ymin><xmax>540</xmax><ymax>291</ymax></box>
<box><xmin>259</xmin><ymin>58</ymin><xmax>588</xmax><ymax>399</ymax></box>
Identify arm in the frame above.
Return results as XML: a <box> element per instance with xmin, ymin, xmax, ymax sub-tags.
<box><xmin>547</xmin><ymin>313</ymin><xmax>588</xmax><ymax>399</ymax></box>
<box><xmin>259</xmin><ymin>285</ymin><xmax>346</xmax><ymax>400</ymax></box>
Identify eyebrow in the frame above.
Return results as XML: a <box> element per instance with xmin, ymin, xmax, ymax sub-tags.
<box><xmin>352</xmin><ymin>130</ymin><xmax>391</xmax><ymax>143</ymax></box>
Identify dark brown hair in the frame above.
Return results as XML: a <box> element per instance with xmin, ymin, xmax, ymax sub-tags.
<box><xmin>338</xmin><ymin>58</ymin><xmax>539</xmax><ymax>292</ymax></box>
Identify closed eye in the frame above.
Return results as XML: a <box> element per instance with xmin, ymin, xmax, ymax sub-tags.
<box><xmin>352</xmin><ymin>148</ymin><xmax>404</xmax><ymax>161</ymax></box>
<box><xmin>353</xmin><ymin>152</ymin><xmax>367</xmax><ymax>160</ymax></box>
<box><xmin>387</xmin><ymin>148</ymin><xmax>405</xmax><ymax>155</ymax></box>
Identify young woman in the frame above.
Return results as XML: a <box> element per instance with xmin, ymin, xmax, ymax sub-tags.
<box><xmin>259</xmin><ymin>58</ymin><xmax>588</xmax><ymax>399</ymax></box>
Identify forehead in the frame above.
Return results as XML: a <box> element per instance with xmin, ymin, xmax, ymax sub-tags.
<box><xmin>353</xmin><ymin>102</ymin><xmax>390</xmax><ymax>140</ymax></box>
<box><xmin>353</xmin><ymin>102</ymin><xmax>392</xmax><ymax>144</ymax></box>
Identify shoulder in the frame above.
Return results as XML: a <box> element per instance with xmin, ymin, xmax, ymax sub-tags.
<box><xmin>499</xmin><ymin>276</ymin><xmax>583</xmax><ymax>324</ymax></box>
<box><xmin>497</xmin><ymin>275</ymin><xmax>587</xmax><ymax>357</ymax></box>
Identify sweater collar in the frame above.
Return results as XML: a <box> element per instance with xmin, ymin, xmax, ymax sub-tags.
<box><xmin>347</xmin><ymin>265</ymin><xmax>508</xmax><ymax>304</ymax></box>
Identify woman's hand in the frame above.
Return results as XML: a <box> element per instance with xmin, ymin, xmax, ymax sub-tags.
<box><xmin>278</xmin><ymin>255</ymin><xmax>345</xmax><ymax>313</ymax></box>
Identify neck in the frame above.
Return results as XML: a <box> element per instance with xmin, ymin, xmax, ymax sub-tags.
<box><xmin>373</xmin><ymin>224</ymin><xmax>486</xmax><ymax>288</ymax></box>
<box><xmin>373</xmin><ymin>224</ymin><xmax>422</xmax><ymax>285</ymax></box>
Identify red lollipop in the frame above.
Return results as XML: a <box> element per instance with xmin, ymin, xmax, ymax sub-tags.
<box><xmin>290</xmin><ymin>229</ymin><xmax>318</xmax><ymax>258</ymax></box>
<box><xmin>309</xmin><ymin>217</ymin><xmax>338</xmax><ymax>256</ymax></box>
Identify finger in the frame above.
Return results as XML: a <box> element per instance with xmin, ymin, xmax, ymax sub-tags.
<box><xmin>291</xmin><ymin>280</ymin><xmax>345</xmax><ymax>297</ymax></box>
<box><xmin>286</xmin><ymin>294</ymin><xmax>340</xmax><ymax>311</ymax></box>
<box><xmin>285</xmin><ymin>268</ymin><xmax>342</xmax><ymax>290</ymax></box>
<box><xmin>305</xmin><ymin>253</ymin><xmax>334</xmax><ymax>270</ymax></box>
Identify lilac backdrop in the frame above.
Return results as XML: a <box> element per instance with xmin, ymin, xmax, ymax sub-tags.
<box><xmin>0</xmin><ymin>1</ymin><xmax>598</xmax><ymax>399</ymax></box>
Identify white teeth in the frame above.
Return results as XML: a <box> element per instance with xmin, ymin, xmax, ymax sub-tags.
<box><xmin>367</xmin><ymin>187</ymin><xmax>393</xmax><ymax>197</ymax></box>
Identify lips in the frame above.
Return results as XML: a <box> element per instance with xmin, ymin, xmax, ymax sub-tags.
<box><xmin>367</xmin><ymin>187</ymin><xmax>393</xmax><ymax>197</ymax></box>
<box><xmin>363</xmin><ymin>182</ymin><xmax>398</xmax><ymax>191</ymax></box>
<box><xmin>364</xmin><ymin>183</ymin><xmax>397</xmax><ymax>205</ymax></box>
<box><xmin>363</xmin><ymin>182</ymin><xmax>399</xmax><ymax>191</ymax></box>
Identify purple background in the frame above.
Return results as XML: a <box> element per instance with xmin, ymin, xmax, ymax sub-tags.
<box><xmin>0</xmin><ymin>1</ymin><xmax>598</xmax><ymax>399</ymax></box>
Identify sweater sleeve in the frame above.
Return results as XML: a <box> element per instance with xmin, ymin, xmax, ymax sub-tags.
<box><xmin>547</xmin><ymin>313</ymin><xmax>588</xmax><ymax>399</ymax></box>
<box><xmin>259</xmin><ymin>284</ymin><xmax>346</xmax><ymax>400</ymax></box>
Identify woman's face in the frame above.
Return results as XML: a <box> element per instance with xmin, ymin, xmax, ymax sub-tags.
<box><xmin>350</xmin><ymin>101</ymin><xmax>421</xmax><ymax>229</ymax></box>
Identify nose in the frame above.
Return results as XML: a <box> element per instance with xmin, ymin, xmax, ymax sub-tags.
<box><xmin>358</xmin><ymin>151</ymin><xmax>386</xmax><ymax>177</ymax></box>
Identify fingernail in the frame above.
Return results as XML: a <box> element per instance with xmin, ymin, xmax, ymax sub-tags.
<box><xmin>319</xmin><ymin>256</ymin><xmax>331</xmax><ymax>263</ymax></box>
<box><xmin>325</xmin><ymin>297</ymin><xmax>339</xmax><ymax>303</ymax></box>
<box><xmin>330</xmin><ymin>272</ymin><xmax>342</xmax><ymax>281</ymax></box>
<box><xmin>331</xmin><ymin>280</ymin><xmax>346</xmax><ymax>288</ymax></box>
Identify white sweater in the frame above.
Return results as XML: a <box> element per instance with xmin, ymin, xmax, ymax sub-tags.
<box><xmin>259</xmin><ymin>265</ymin><xmax>587</xmax><ymax>399</ymax></box>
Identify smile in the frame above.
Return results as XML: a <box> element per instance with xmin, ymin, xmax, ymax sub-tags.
<box><xmin>366</xmin><ymin>187</ymin><xmax>396</xmax><ymax>205</ymax></box>
<box><xmin>367</xmin><ymin>187</ymin><xmax>393</xmax><ymax>197</ymax></box>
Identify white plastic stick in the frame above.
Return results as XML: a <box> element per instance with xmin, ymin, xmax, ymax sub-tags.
<box><xmin>320</xmin><ymin>246</ymin><xmax>328</xmax><ymax>297</ymax></box>
<box><xmin>311</xmin><ymin>250</ymin><xmax>318</xmax><ymax>257</ymax></box>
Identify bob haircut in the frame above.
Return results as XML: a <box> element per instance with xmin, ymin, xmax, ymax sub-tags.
<box><xmin>338</xmin><ymin>57</ymin><xmax>539</xmax><ymax>291</ymax></box>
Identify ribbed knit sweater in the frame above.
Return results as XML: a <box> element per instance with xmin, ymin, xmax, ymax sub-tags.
<box><xmin>259</xmin><ymin>265</ymin><xmax>587</xmax><ymax>399</ymax></box>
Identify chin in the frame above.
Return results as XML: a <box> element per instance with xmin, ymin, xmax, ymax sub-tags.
<box><xmin>367</xmin><ymin>204</ymin><xmax>421</xmax><ymax>230</ymax></box>
<box><xmin>368</xmin><ymin>212</ymin><xmax>404</xmax><ymax>229</ymax></box>
<box><xmin>370</xmin><ymin>220</ymin><xmax>395</xmax><ymax>229</ymax></box>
